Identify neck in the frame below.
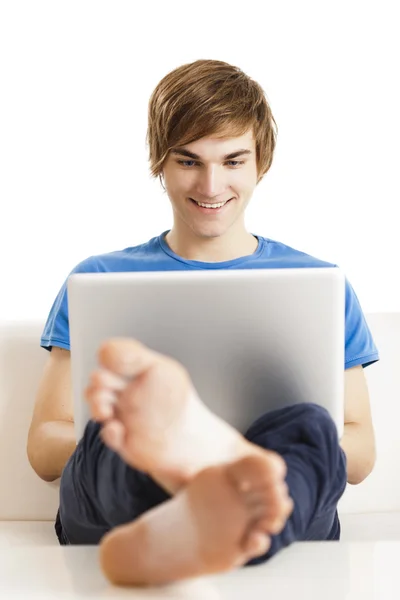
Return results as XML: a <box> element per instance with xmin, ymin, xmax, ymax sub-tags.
<box><xmin>164</xmin><ymin>229</ymin><xmax>259</xmax><ymax>263</ymax></box>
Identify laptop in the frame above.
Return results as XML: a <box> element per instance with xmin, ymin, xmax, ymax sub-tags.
<box><xmin>67</xmin><ymin>267</ymin><xmax>345</xmax><ymax>442</ymax></box>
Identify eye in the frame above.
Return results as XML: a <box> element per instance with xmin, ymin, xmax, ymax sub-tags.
<box><xmin>177</xmin><ymin>160</ymin><xmax>245</xmax><ymax>168</ymax></box>
<box><xmin>178</xmin><ymin>160</ymin><xmax>197</xmax><ymax>167</ymax></box>
<box><xmin>227</xmin><ymin>160</ymin><xmax>245</xmax><ymax>167</ymax></box>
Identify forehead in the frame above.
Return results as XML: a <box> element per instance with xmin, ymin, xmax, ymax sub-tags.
<box><xmin>170</xmin><ymin>129</ymin><xmax>255</xmax><ymax>160</ymax></box>
<box><xmin>189</xmin><ymin>128</ymin><xmax>255</xmax><ymax>150</ymax></box>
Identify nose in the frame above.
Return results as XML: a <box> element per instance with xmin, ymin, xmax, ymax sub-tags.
<box><xmin>194</xmin><ymin>166</ymin><xmax>229</xmax><ymax>200</ymax></box>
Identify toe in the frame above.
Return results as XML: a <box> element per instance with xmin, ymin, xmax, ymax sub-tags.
<box><xmin>246</xmin><ymin>482</ymin><xmax>290</xmax><ymax>513</ymax></box>
<box><xmin>251</xmin><ymin>483</ymin><xmax>294</xmax><ymax>522</ymax></box>
<box><xmin>256</xmin><ymin>515</ymin><xmax>287</xmax><ymax>536</ymax></box>
<box><xmin>86</xmin><ymin>388</ymin><xmax>116</xmax><ymax>421</ymax></box>
<box><xmin>227</xmin><ymin>453</ymin><xmax>287</xmax><ymax>495</ymax></box>
<box><xmin>97</xmin><ymin>338</ymin><xmax>158</xmax><ymax>378</ymax></box>
<box><xmin>255</xmin><ymin>495</ymin><xmax>294</xmax><ymax>535</ymax></box>
<box><xmin>89</xmin><ymin>368</ymin><xmax>127</xmax><ymax>392</ymax></box>
<box><xmin>227</xmin><ymin>455</ymin><xmax>293</xmax><ymax>539</ymax></box>
<box><xmin>242</xmin><ymin>530</ymin><xmax>271</xmax><ymax>559</ymax></box>
<box><xmin>101</xmin><ymin>419</ymin><xmax>126</xmax><ymax>452</ymax></box>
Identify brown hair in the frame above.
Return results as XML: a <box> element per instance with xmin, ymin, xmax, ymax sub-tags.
<box><xmin>146</xmin><ymin>59</ymin><xmax>277</xmax><ymax>189</ymax></box>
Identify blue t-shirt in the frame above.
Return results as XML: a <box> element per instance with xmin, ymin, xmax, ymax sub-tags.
<box><xmin>41</xmin><ymin>230</ymin><xmax>379</xmax><ymax>370</ymax></box>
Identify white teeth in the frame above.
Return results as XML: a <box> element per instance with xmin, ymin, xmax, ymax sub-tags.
<box><xmin>193</xmin><ymin>200</ymin><xmax>228</xmax><ymax>209</ymax></box>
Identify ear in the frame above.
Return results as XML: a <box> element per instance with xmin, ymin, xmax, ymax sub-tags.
<box><xmin>159</xmin><ymin>172</ymin><xmax>166</xmax><ymax>192</ymax></box>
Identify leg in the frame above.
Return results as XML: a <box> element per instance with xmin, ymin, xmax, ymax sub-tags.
<box><xmin>100</xmin><ymin>454</ymin><xmax>290</xmax><ymax>586</ymax></box>
<box><xmin>57</xmin><ymin>419</ymin><xmax>170</xmax><ymax>545</ymax></box>
<box><xmin>58</xmin><ymin>337</ymin><xmax>289</xmax><ymax>546</ymax></box>
<box><xmin>85</xmin><ymin>338</ymin><xmax>271</xmax><ymax>492</ymax></box>
<box><xmin>243</xmin><ymin>402</ymin><xmax>347</xmax><ymax>565</ymax></box>
<box><xmin>99</xmin><ymin>403</ymin><xmax>346</xmax><ymax>585</ymax></box>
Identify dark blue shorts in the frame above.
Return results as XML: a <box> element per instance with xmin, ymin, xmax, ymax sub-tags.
<box><xmin>55</xmin><ymin>403</ymin><xmax>347</xmax><ymax>563</ymax></box>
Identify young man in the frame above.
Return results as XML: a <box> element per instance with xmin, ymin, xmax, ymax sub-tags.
<box><xmin>27</xmin><ymin>59</ymin><xmax>379</xmax><ymax>586</ymax></box>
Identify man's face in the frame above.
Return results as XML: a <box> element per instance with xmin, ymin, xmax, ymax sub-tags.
<box><xmin>162</xmin><ymin>128</ymin><xmax>258</xmax><ymax>240</ymax></box>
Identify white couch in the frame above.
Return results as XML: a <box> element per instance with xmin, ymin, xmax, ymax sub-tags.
<box><xmin>0</xmin><ymin>314</ymin><xmax>399</xmax><ymax>546</ymax></box>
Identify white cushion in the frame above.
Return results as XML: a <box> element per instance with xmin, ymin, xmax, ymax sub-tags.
<box><xmin>338</xmin><ymin>313</ymin><xmax>400</xmax><ymax>515</ymax></box>
<box><xmin>0</xmin><ymin>522</ymin><xmax>57</xmax><ymax>548</ymax></box>
<box><xmin>340</xmin><ymin>512</ymin><xmax>400</xmax><ymax>541</ymax></box>
<box><xmin>0</xmin><ymin>322</ymin><xmax>59</xmax><ymax>520</ymax></box>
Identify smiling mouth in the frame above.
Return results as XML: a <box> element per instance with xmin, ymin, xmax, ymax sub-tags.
<box><xmin>189</xmin><ymin>198</ymin><xmax>233</xmax><ymax>209</ymax></box>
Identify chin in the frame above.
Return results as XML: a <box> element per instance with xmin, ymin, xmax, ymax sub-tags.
<box><xmin>192</xmin><ymin>227</ymin><xmax>228</xmax><ymax>240</ymax></box>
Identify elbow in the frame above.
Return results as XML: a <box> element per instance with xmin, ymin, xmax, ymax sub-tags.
<box><xmin>29</xmin><ymin>461</ymin><xmax>59</xmax><ymax>483</ymax></box>
<box><xmin>27</xmin><ymin>419</ymin><xmax>76</xmax><ymax>482</ymax></box>
<box><xmin>348</xmin><ymin>451</ymin><xmax>377</xmax><ymax>486</ymax></box>
<box><xmin>342</xmin><ymin>422</ymin><xmax>377</xmax><ymax>486</ymax></box>
<box><xmin>26</xmin><ymin>425</ymin><xmax>59</xmax><ymax>483</ymax></box>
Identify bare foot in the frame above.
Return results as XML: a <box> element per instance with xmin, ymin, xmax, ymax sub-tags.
<box><xmin>85</xmin><ymin>338</ymin><xmax>285</xmax><ymax>494</ymax></box>
<box><xmin>99</xmin><ymin>454</ymin><xmax>293</xmax><ymax>586</ymax></box>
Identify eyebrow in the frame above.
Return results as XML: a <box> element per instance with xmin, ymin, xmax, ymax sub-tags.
<box><xmin>170</xmin><ymin>148</ymin><xmax>252</xmax><ymax>160</ymax></box>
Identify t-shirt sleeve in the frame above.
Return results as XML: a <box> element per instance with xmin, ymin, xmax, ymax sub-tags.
<box><xmin>40</xmin><ymin>257</ymin><xmax>99</xmax><ymax>352</ymax></box>
<box><xmin>344</xmin><ymin>277</ymin><xmax>379</xmax><ymax>370</ymax></box>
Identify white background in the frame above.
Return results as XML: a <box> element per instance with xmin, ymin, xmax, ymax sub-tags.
<box><xmin>1</xmin><ymin>0</ymin><xmax>398</xmax><ymax>322</ymax></box>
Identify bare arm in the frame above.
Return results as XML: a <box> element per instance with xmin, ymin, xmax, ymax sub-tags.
<box><xmin>340</xmin><ymin>365</ymin><xmax>376</xmax><ymax>485</ymax></box>
<box><xmin>27</xmin><ymin>347</ymin><xmax>77</xmax><ymax>482</ymax></box>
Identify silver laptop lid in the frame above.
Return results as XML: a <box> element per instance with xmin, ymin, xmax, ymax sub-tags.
<box><xmin>68</xmin><ymin>268</ymin><xmax>345</xmax><ymax>441</ymax></box>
